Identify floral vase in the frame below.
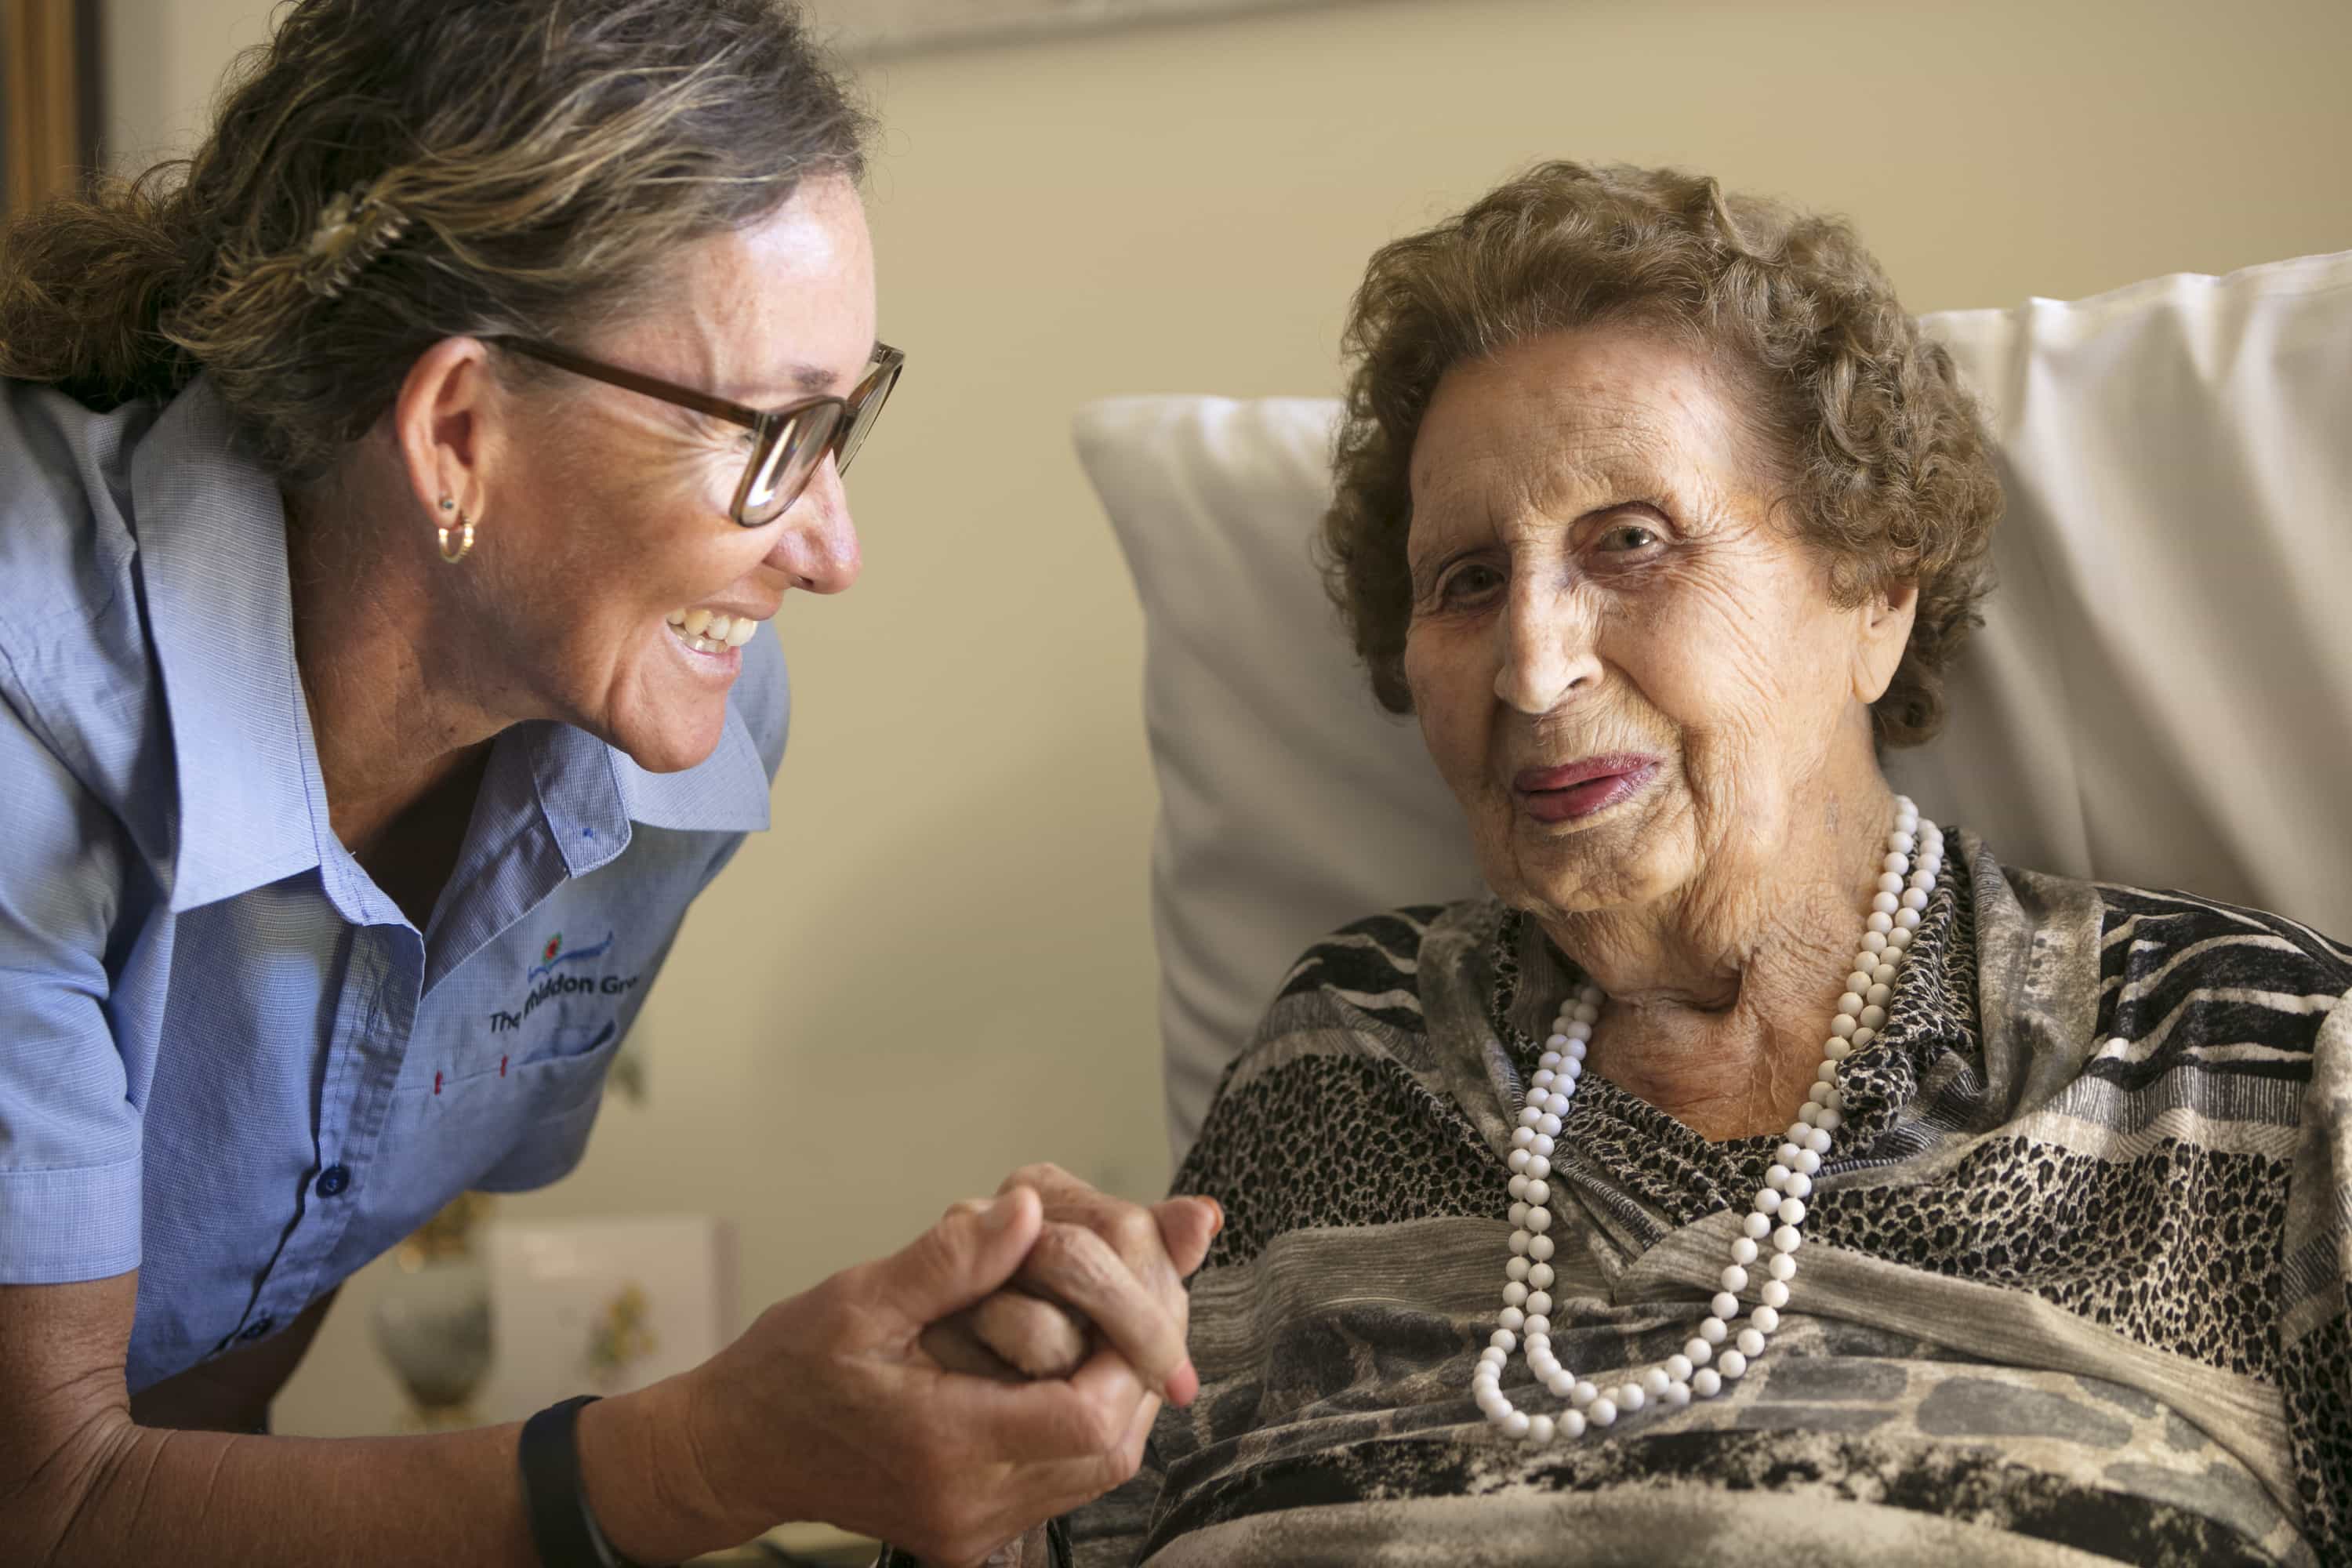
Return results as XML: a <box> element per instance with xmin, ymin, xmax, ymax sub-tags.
<box><xmin>370</xmin><ymin>1191</ymin><xmax>495</xmax><ymax>1431</ymax></box>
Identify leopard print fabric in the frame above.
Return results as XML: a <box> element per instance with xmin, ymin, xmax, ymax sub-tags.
<box><xmin>1186</xmin><ymin>906</ymin><xmax>1495</xmax><ymax>1271</ymax></box>
<box><xmin>1155</xmin><ymin>834</ymin><xmax>2352</xmax><ymax>1562</ymax></box>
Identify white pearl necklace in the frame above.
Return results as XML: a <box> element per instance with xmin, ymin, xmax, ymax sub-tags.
<box><xmin>1472</xmin><ymin>800</ymin><xmax>1945</xmax><ymax>1444</ymax></box>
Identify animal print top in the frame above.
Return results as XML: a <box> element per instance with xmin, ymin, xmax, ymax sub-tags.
<box><xmin>1059</xmin><ymin>831</ymin><xmax>2352</xmax><ymax>1566</ymax></box>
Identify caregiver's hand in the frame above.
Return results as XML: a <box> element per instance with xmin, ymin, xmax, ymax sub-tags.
<box><xmin>619</xmin><ymin>1185</ymin><xmax>1205</xmax><ymax>1567</ymax></box>
<box><xmin>926</xmin><ymin>1173</ymin><xmax>1222</xmax><ymax>1387</ymax></box>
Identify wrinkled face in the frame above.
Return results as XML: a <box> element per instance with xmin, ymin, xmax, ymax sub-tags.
<box><xmin>469</xmin><ymin>174</ymin><xmax>877</xmax><ymax>773</ymax></box>
<box><xmin>1402</xmin><ymin>323</ymin><xmax>1885</xmax><ymax>923</ymax></box>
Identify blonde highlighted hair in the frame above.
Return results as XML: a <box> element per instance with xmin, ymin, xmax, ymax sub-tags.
<box><xmin>0</xmin><ymin>0</ymin><xmax>870</xmax><ymax>481</ymax></box>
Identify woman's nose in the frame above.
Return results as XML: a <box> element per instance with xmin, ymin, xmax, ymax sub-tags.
<box><xmin>1493</xmin><ymin>583</ymin><xmax>1602</xmax><ymax>715</ymax></box>
<box><xmin>766</xmin><ymin>452</ymin><xmax>862</xmax><ymax>593</ymax></box>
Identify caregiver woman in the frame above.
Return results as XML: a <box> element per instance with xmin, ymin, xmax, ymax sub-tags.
<box><xmin>0</xmin><ymin>2</ymin><xmax>1213</xmax><ymax>1565</ymax></box>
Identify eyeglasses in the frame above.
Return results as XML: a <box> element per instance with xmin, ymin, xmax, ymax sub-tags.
<box><xmin>499</xmin><ymin>336</ymin><xmax>904</xmax><ymax>526</ymax></box>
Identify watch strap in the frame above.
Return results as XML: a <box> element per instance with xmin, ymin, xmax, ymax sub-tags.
<box><xmin>519</xmin><ymin>1394</ymin><xmax>648</xmax><ymax>1568</ymax></box>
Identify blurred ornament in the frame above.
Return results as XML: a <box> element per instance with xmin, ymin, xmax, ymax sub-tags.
<box><xmin>372</xmin><ymin>1191</ymin><xmax>495</xmax><ymax>1431</ymax></box>
<box><xmin>584</xmin><ymin>1280</ymin><xmax>660</xmax><ymax>1388</ymax></box>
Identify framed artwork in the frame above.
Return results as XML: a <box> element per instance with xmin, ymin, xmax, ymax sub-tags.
<box><xmin>804</xmin><ymin>0</ymin><xmax>1364</xmax><ymax>57</ymax></box>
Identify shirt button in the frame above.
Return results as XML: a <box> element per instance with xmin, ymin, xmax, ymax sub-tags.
<box><xmin>239</xmin><ymin>1316</ymin><xmax>275</xmax><ymax>1341</ymax></box>
<box><xmin>316</xmin><ymin>1164</ymin><xmax>351</xmax><ymax>1197</ymax></box>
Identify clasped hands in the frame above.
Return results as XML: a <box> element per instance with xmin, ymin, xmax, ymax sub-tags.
<box><xmin>919</xmin><ymin>1167</ymin><xmax>1213</xmax><ymax>1389</ymax></box>
<box><xmin>682</xmin><ymin>1163</ymin><xmax>1219</xmax><ymax>1568</ymax></box>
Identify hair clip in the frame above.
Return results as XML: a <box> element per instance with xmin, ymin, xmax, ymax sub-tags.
<box><xmin>301</xmin><ymin>183</ymin><xmax>411</xmax><ymax>301</ymax></box>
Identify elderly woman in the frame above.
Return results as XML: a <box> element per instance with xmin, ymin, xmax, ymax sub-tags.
<box><xmin>1055</xmin><ymin>165</ymin><xmax>2352</xmax><ymax>1566</ymax></box>
<box><xmin>0</xmin><ymin>3</ymin><xmax>1215</xmax><ymax>1565</ymax></box>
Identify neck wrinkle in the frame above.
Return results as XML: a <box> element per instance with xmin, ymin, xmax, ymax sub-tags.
<box><xmin>1530</xmin><ymin>776</ymin><xmax>1904</xmax><ymax>1142</ymax></box>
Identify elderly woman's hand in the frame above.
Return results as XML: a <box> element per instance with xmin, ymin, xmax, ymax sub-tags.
<box><xmin>923</xmin><ymin>1177</ymin><xmax>1223</xmax><ymax>1385</ymax></box>
<box><xmin>920</xmin><ymin>1290</ymin><xmax>1092</xmax><ymax>1381</ymax></box>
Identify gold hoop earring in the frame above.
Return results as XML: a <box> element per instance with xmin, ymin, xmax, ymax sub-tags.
<box><xmin>436</xmin><ymin>496</ymin><xmax>477</xmax><ymax>564</ymax></box>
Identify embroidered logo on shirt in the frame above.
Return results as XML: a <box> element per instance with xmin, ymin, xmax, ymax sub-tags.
<box><xmin>528</xmin><ymin>930</ymin><xmax>615</xmax><ymax>981</ymax></box>
<box><xmin>488</xmin><ymin>931</ymin><xmax>641</xmax><ymax>1033</ymax></box>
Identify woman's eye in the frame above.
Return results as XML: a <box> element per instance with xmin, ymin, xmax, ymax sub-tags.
<box><xmin>1439</xmin><ymin>564</ymin><xmax>1503</xmax><ymax>603</ymax></box>
<box><xmin>1599</xmin><ymin>523</ymin><xmax>1659</xmax><ymax>552</ymax></box>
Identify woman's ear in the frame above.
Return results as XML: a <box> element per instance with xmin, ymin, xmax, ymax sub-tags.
<box><xmin>1853</xmin><ymin>579</ymin><xmax>1919</xmax><ymax>706</ymax></box>
<box><xmin>392</xmin><ymin>336</ymin><xmax>497</xmax><ymax>524</ymax></box>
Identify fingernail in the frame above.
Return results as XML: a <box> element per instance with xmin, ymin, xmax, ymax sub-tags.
<box><xmin>984</xmin><ymin>1192</ymin><xmax>1018</xmax><ymax>1232</ymax></box>
<box><xmin>1167</xmin><ymin>1358</ymin><xmax>1200</xmax><ymax>1406</ymax></box>
<box><xmin>1203</xmin><ymin>1197</ymin><xmax>1225</xmax><ymax>1236</ymax></box>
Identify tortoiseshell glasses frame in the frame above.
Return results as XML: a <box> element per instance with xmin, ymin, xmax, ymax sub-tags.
<box><xmin>499</xmin><ymin>337</ymin><xmax>905</xmax><ymax>525</ymax></box>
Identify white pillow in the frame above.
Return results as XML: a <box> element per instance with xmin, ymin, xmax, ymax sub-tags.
<box><xmin>1076</xmin><ymin>251</ymin><xmax>2352</xmax><ymax>1161</ymax></box>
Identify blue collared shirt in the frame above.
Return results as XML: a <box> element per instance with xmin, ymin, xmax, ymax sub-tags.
<box><xmin>0</xmin><ymin>376</ymin><xmax>786</xmax><ymax>1391</ymax></box>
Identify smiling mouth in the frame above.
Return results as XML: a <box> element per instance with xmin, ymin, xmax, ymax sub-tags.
<box><xmin>666</xmin><ymin>607</ymin><xmax>760</xmax><ymax>654</ymax></box>
<box><xmin>1512</xmin><ymin>754</ymin><xmax>1660</xmax><ymax>824</ymax></box>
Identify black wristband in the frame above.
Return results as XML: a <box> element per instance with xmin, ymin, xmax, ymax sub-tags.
<box><xmin>518</xmin><ymin>1394</ymin><xmax>649</xmax><ymax>1568</ymax></box>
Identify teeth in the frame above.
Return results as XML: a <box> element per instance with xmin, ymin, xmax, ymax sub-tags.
<box><xmin>666</xmin><ymin>607</ymin><xmax>763</xmax><ymax>652</ymax></box>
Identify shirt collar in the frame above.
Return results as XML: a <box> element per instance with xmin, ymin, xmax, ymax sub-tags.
<box><xmin>136</xmin><ymin>379</ymin><xmax>771</xmax><ymax>914</ymax></box>
<box><xmin>525</xmin><ymin>706</ymin><xmax>771</xmax><ymax>882</ymax></box>
<box><xmin>613</xmin><ymin>704</ymin><xmax>773</xmax><ymax>836</ymax></box>
<box><xmin>133</xmin><ymin>379</ymin><xmax>326</xmax><ymax>913</ymax></box>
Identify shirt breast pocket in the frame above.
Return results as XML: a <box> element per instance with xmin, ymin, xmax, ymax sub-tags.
<box><xmin>540</xmin><ymin>1018</ymin><xmax>619</xmax><ymax>1066</ymax></box>
<box><xmin>388</xmin><ymin>1018</ymin><xmax>624</xmax><ymax>1196</ymax></box>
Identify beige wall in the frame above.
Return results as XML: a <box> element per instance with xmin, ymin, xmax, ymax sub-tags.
<box><xmin>101</xmin><ymin>0</ymin><xmax>2352</xmax><ymax>1438</ymax></box>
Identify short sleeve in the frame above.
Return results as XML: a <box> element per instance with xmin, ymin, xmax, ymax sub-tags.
<box><xmin>0</xmin><ymin>677</ymin><xmax>143</xmax><ymax>1283</ymax></box>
